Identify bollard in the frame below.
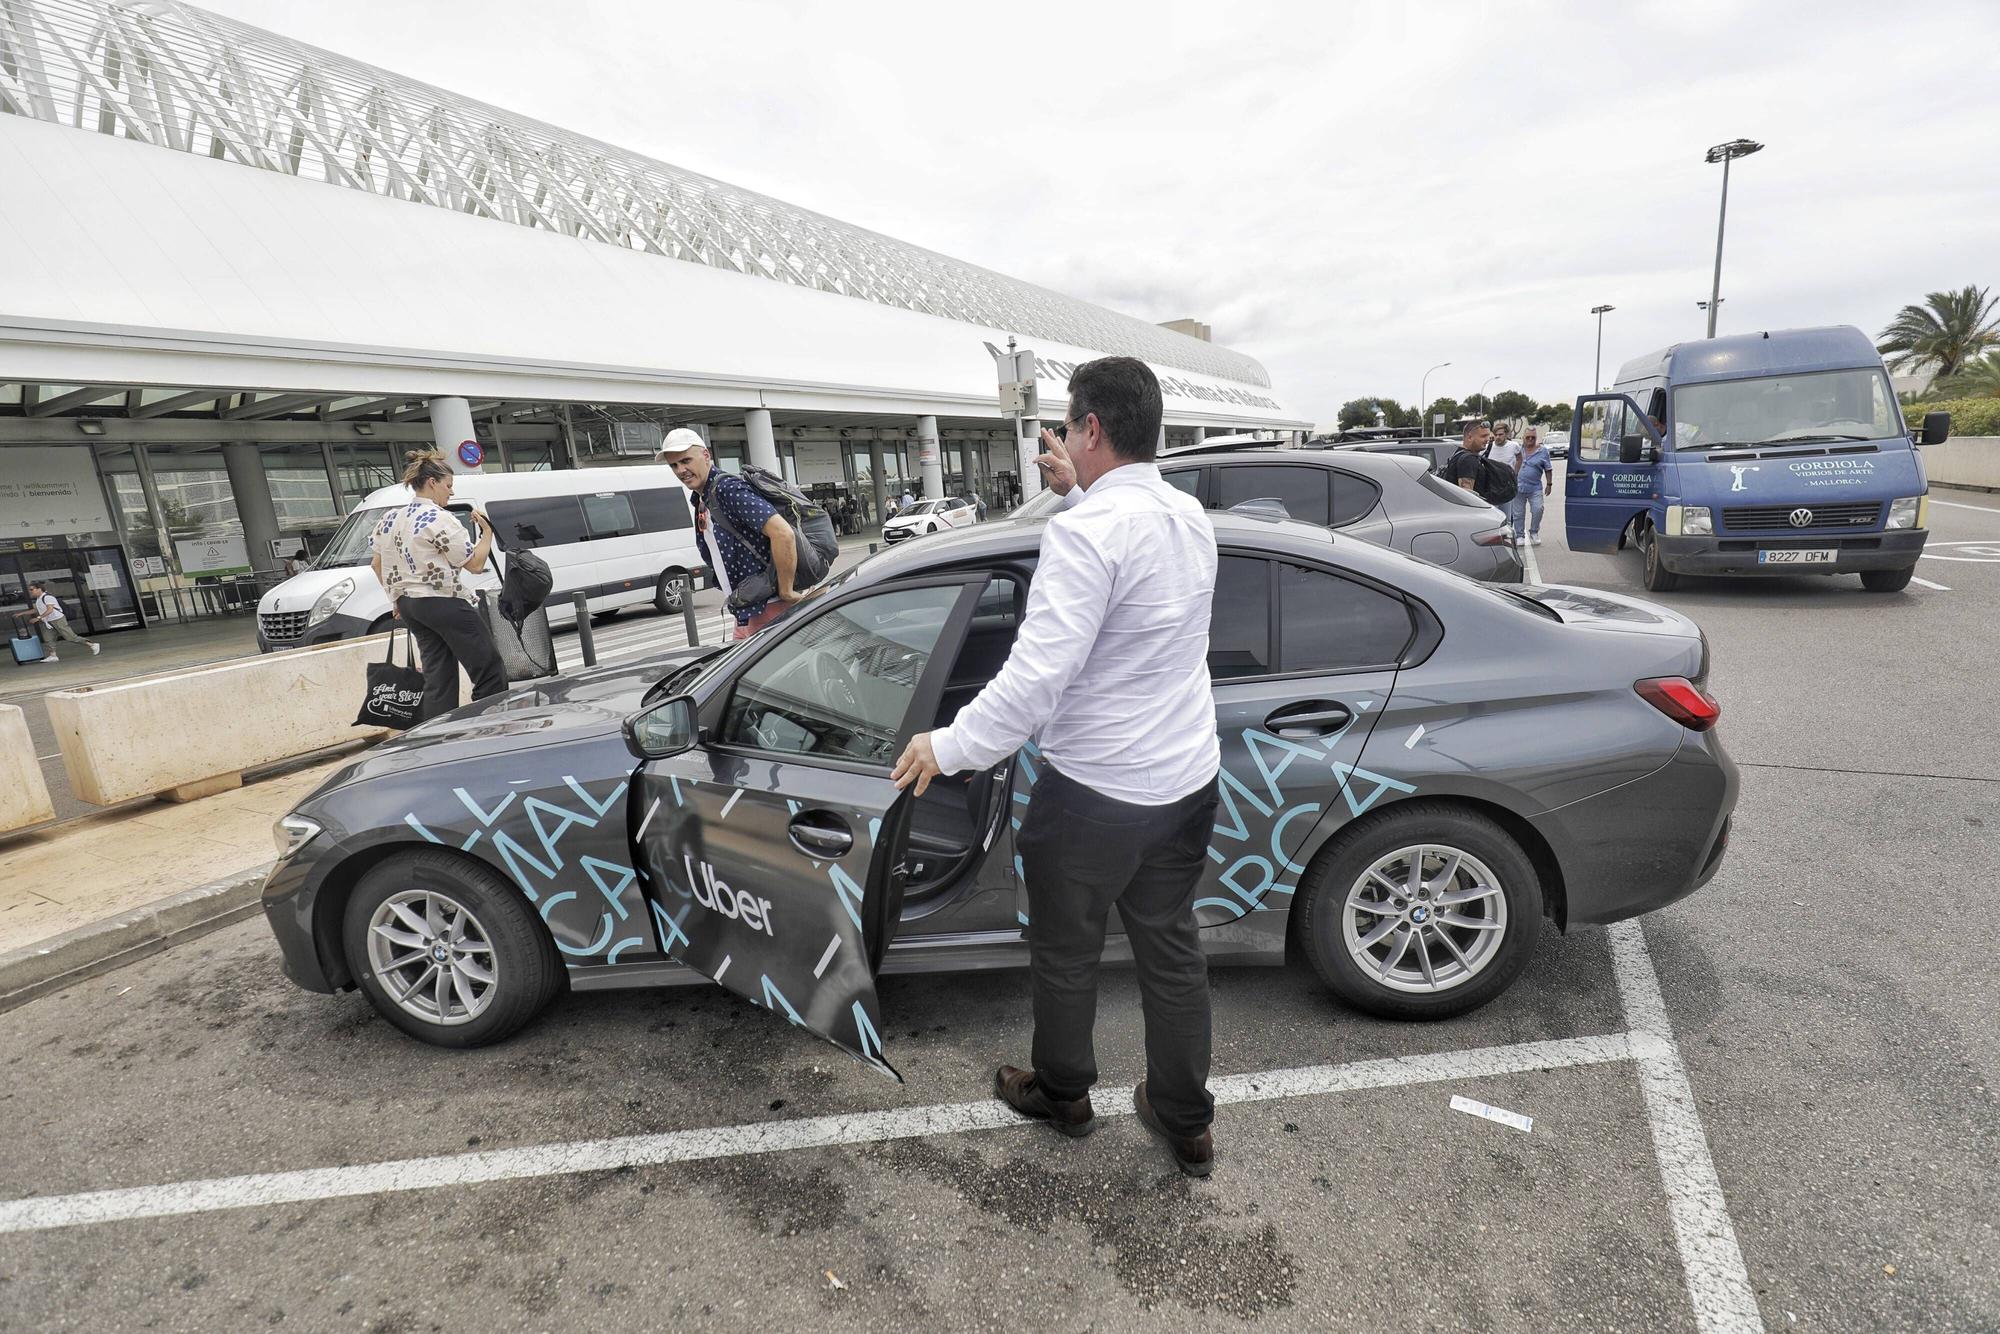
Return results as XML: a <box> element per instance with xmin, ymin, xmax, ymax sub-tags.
<box><xmin>680</xmin><ymin>574</ymin><xmax>700</xmax><ymax>647</ymax></box>
<box><xmin>572</xmin><ymin>591</ymin><xmax>596</xmax><ymax>666</ymax></box>
<box><xmin>869</xmin><ymin>542</ymin><xmax>878</xmax><ymax>555</ymax></box>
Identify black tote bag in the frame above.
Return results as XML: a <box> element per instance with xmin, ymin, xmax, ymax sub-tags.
<box><xmin>354</xmin><ymin>630</ymin><xmax>426</xmax><ymax>730</ymax></box>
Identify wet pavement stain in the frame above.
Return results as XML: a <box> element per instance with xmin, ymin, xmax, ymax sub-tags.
<box><xmin>867</xmin><ymin>1139</ymin><xmax>1297</xmax><ymax>1317</ymax></box>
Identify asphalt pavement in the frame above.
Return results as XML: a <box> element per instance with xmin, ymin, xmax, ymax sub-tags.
<box><xmin>1</xmin><ymin>493</ymin><xmax>1996</xmax><ymax>1331</ymax></box>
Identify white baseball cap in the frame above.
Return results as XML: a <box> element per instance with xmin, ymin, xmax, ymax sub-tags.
<box><xmin>657</xmin><ymin>428</ymin><xmax>707</xmax><ymax>461</ymax></box>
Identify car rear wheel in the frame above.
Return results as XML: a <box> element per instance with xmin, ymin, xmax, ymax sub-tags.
<box><xmin>1641</xmin><ymin>525</ymin><xmax>1682</xmax><ymax>592</ymax></box>
<box><xmin>1860</xmin><ymin>566</ymin><xmax>1914</xmax><ymax>593</ymax></box>
<box><xmin>655</xmin><ymin>568</ymin><xmax>689</xmax><ymax>613</ymax></box>
<box><xmin>343</xmin><ymin>851</ymin><xmax>561</xmax><ymax>1048</ymax></box>
<box><xmin>1297</xmin><ymin>804</ymin><xmax>1542</xmax><ymax>1020</ymax></box>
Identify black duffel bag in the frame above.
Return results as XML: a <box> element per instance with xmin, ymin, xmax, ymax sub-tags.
<box><xmin>354</xmin><ymin>630</ymin><xmax>425</xmax><ymax>730</ymax></box>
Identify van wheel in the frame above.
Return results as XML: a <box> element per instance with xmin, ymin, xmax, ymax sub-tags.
<box><xmin>1296</xmin><ymin>804</ymin><xmax>1542</xmax><ymax>1020</ymax></box>
<box><xmin>342</xmin><ymin>851</ymin><xmax>561</xmax><ymax>1048</ymax></box>
<box><xmin>1641</xmin><ymin>526</ymin><xmax>1681</xmax><ymax>592</ymax></box>
<box><xmin>1860</xmin><ymin>567</ymin><xmax>1914</xmax><ymax>592</ymax></box>
<box><xmin>655</xmin><ymin>569</ymin><xmax>689</xmax><ymax>614</ymax></box>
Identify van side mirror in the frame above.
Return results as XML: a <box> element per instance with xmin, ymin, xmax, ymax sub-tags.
<box><xmin>1619</xmin><ymin>435</ymin><xmax>1645</xmax><ymax>465</ymax></box>
<box><xmin>1919</xmin><ymin>411</ymin><xmax>1950</xmax><ymax>446</ymax></box>
<box><xmin>623</xmin><ymin>695</ymin><xmax>700</xmax><ymax>760</ymax></box>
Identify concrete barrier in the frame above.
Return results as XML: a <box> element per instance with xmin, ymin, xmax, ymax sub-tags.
<box><xmin>47</xmin><ymin>634</ymin><xmax>397</xmax><ymax>806</ymax></box>
<box><xmin>1926</xmin><ymin>436</ymin><xmax>2000</xmax><ymax>492</ymax></box>
<box><xmin>0</xmin><ymin>706</ymin><xmax>55</xmax><ymax>831</ymax></box>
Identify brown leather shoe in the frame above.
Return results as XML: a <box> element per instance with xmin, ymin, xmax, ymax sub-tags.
<box><xmin>994</xmin><ymin>1065</ymin><xmax>1096</xmax><ymax>1137</ymax></box>
<box><xmin>1133</xmin><ymin>1080</ymin><xmax>1214</xmax><ymax>1177</ymax></box>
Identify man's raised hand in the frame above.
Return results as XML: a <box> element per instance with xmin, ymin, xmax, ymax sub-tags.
<box><xmin>1036</xmin><ymin>428</ymin><xmax>1078</xmax><ymax>496</ymax></box>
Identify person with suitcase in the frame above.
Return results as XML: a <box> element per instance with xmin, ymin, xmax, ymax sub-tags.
<box><xmin>25</xmin><ymin>582</ymin><xmax>99</xmax><ymax>662</ymax></box>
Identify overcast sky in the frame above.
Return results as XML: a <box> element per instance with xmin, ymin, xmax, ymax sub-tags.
<box><xmin>213</xmin><ymin>0</ymin><xmax>2000</xmax><ymax>427</ymax></box>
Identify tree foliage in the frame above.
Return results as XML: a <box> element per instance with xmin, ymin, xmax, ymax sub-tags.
<box><xmin>1489</xmin><ymin>390</ymin><xmax>1536</xmax><ymax>422</ymax></box>
<box><xmin>1337</xmin><ymin>398</ymin><xmax>1382</xmax><ymax>430</ymax></box>
<box><xmin>1877</xmin><ymin>285</ymin><xmax>2000</xmax><ymax>381</ymax></box>
<box><xmin>1423</xmin><ymin>397</ymin><xmax>1462</xmax><ymax>431</ymax></box>
<box><xmin>1535</xmin><ymin>401</ymin><xmax>1574</xmax><ymax>430</ymax></box>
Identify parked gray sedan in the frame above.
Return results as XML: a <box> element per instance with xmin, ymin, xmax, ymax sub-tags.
<box><xmin>1016</xmin><ymin>448</ymin><xmax>1522</xmax><ymax>583</ymax></box>
<box><xmin>263</xmin><ymin>511</ymin><xmax>1735</xmax><ymax>1070</ymax></box>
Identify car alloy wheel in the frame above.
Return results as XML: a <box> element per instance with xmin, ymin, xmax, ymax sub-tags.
<box><xmin>656</xmin><ymin>570</ymin><xmax>688</xmax><ymax>614</ymax></box>
<box><xmin>1341</xmin><ymin>844</ymin><xmax>1507</xmax><ymax>994</ymax></box>
<box><xmin>365</xmin><ymin>888</ymin><xmax>498</xmax><ymax>1026</ymax></box>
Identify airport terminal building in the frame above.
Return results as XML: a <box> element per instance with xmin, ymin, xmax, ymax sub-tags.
<box><xmin>0</xmin><ymin>0</ymin><xmax>1303</xmax><ymax>639</ymax></box>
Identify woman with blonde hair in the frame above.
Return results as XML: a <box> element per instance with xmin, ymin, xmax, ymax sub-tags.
<box><xmin>368</xmin><ymin>451</ymin><xmax>507</xmax><ymax>720</ymax></box>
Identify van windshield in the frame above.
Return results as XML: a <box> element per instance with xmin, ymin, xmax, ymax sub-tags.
<box><xmin>1672</xmin><ymin>368</ymin><xmax>1900</xmax><ymax>450</ymax></box>
<box><xmin>313</xmin><ymin>507</ymin><xmax>393</xmax><ymax>569</ymax></box>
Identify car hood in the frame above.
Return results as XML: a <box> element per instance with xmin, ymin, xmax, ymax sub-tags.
<box><xmin>309</xmin><ymin>648</ymin><xmax>710</xmax><ymax>795</ymax></box>
<box><xmin>1673</xmin><ymin>440</ymin><xmax>1922</xmax><ymax>504</ymax></box>
<box><xmin>258</xmin><ymin>567</ymin><xmax>359</xmax><ymax>615</ymax></box>
<box><xmin>884</xmin><ymin>514</ymin><xmax>927</xmax><ymax>530</ymax></box>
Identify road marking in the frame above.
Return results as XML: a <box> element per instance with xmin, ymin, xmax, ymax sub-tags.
<box><xmin>0</xmin><ymin>1033</ymin><xmax>1634</xmax><ymax>1236</ymax></box>
<box><xmin>1609</xmin><ymin>920</ymin><xmax>1762</xmax><ymax>1333</ymax></box>
<box><xmin>1910</xmin><ymin>576</ymin><xmax>1952</xmax><ymax>591</ymax></box>
<box><xmin>1520</xmin><ymin>535</ymin><xmax>1542</xmax><ymax>584</ymax></box>
<box><xmin>1927</xmin><ymin>498</ymin><xmax>2000</xmax><ymax>515</ymax></box>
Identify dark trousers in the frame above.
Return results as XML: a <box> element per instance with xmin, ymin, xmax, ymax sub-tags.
<box><xmin>397</xmin><ymin>595</ymin><xmax>508</xmax><ymax>721</ymax></box>
<box><xmin>1017</xmin><ymin>765</ymin><xmax>1221</xmax><ymax>1137</ymax></box>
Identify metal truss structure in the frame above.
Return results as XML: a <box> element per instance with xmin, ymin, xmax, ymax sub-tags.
<box><xmin>0</xmin><ymin>0</ymin><xmax>1270</xmax><ymax>387</ymax></box>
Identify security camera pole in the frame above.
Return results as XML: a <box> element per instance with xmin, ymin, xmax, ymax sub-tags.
<box><xmin>1703</xmin><ymin>138</ymin><xmax>1763</xmax><ymax>339</ymax></box>
<box><xmin>999</xmin><ymin>337</ymin><xmax>1042</xmax><ymax>500</ymax></box>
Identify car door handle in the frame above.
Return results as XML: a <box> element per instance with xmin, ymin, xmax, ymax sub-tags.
<box><xmin>1264</xmin><ymin>702</ymin><xmax>1353</xmax><ymax>737</ymax></box>
<box><xmin>788</xmin><ymin>811</ymin><xmax>854</xmax><ymax>858</ymax></box>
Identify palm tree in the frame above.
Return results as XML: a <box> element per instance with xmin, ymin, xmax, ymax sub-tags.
<box><xmin>1956</xmin><ymin>351</ymin><xmax>2000</xmax><ymax>399</ymax></box>
<box><xmin>1877</xmin><ymin>286</ymin><xmax>2000</xmax><ymax>381</ymax></box>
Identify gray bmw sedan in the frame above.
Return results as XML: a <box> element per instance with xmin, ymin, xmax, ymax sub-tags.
<box><xmin>263</xmin><ymin>513</ymin><xmax>1734</xmax><ymax>1073</ymax></box>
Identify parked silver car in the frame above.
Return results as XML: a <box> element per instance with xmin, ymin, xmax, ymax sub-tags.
<box><xmin>1017</xmin><ymin>447</ymin><xmax>1522</xmax><ymax>583</ymax></box>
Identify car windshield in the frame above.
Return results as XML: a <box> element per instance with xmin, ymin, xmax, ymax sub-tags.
<box><xmin>901</xmin><ymin>500</ymin><xmax>941</xmax><ymax>516</ymax></box>
<box><xmin>312</xmin><ymin>506</ymin><xmax>393</xmax><ymax>569</ymax></box>
<box><xmin>1672</xmin><ymin>368</ymin><xmax>1901</xmax><ymax>450</ymax></box>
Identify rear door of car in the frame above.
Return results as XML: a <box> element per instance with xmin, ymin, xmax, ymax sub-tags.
<box><xmin>628</xmin><ymin>574</ymin><xmax>986</xmax><ymax>1078</ymax></box>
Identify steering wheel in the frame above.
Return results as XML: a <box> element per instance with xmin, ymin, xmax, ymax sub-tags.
<box><xmin>810</xmin><ymin>651</ymin><xmax>861</xmax><ymax>719</ymax></box>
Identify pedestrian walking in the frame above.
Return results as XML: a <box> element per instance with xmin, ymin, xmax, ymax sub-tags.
<box><xmin>656</xmin><ymin>429</ymin><xmax>811</xmax><ymax>641</ymax></box>
<box><xmin>1487</xmin><ymin>421</ymin><xmax>1524</xmax><ymax>474</ymax></box>
<box><xmin>891</xmin><ymin>356</ymin><xmax>1224</xmax><ymax>1177</ymax></box>
<box><xmin>901</xmin><ymin>487</ymin><xmax>917</xmax><ymax>513</ymax></box>
<box><xmin>1514</xmin><ymin>427</ymin><xmax>1555</xmax><ymax>545</ymax></box>
<box><xmin>368</xmin><ymin>451</ymin><xmax>507</xmax><ymax>721</ymax></box>
<box><xmin>25</xmin><ymin>582</ymin><xmax>98</xmax><ymax>661</ymax></box>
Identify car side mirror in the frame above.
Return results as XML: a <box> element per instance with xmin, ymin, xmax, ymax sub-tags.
<box><xmin>1619</xmin><ymin>435</ymin><xmax>1644</xmax><ymax>465</ymax></box>
<box><xmin>623</xmin><ymin>695</ymin><xmax>700</xmax><ymax>761</ymax></box>
<box><xmin>1919</xmin><ymin>411</ymin><xmax>1950</xmax><ymax>446</ymax></box>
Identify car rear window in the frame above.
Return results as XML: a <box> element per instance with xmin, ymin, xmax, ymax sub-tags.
<box><xmin>1418</xmin><ymin>471</ymin><xmax>1494</xmax><ymax>508</ymax></box>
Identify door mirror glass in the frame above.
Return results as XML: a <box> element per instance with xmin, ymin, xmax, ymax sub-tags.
<box><xmin>1920</xmin><ymin>411</ymin><xmax>1950</xmax><ymax>446</ymax></box>
<box><xmin>624</xmin><ymin>695</ymin><xmax>699</xmax><ymax>760</ymax></box>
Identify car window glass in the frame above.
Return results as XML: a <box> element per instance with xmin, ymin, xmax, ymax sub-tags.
<box><xmin>719</xmin><ymin>584</ymin><xmax>962</xmax><ymax>764</ymax></box>
<box><xmin>631</xmin><ymin>487</ymin><xmax>692</xmax><ymax>533</ymax></box>
<box><xmin>1213</xmin><ymin>466</ymin><xmax>1331</xmax><ymax>526</ymax></box>
<box><xmin>1208</xmin><ymin>556</ymin><xmax>1273</xmax><ymax>679</ymax></box>
<box><xmin>489</xmin><ymin>496</ymin><xmax>587</xmax><ymax>549</ymax></box>
<box><xmin>1576</xmin><ymin>400</ymin><xmax>1626</xmax><ymax>465</ymax></box>
<box><xmin>1280</xmin><ymin>563</ymin><xmax>1414</xmax><ymax>671</ymax></box>
<box><xmin>1328</xmin><ymin>470</ymin><xmax>1382</xmax><ymax>526</ymax></box>
<box><xmin>580</xmin><ymin>491</ymin><xmax>637</xmax><ymax>538</ymax></box>
<box><xmin>1162</xmin><ymin>468</ymin><xmax>1202</xmax><ymax>498</ymax></box>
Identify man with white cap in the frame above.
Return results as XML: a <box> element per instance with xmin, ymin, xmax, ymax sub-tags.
<box><xmin>656</xmin><ymin>429</ymin><xmax>805</xmax><ymax>639</ymax></box>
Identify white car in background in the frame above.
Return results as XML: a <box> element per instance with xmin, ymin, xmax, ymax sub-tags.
<box><xmin>881</xmin><ymin>495</ymin><xmax>979</xmax><ymax>544</ymax></box>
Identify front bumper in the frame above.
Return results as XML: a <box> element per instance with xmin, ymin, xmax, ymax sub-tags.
<box><xmin>257</xmin><ymin>609</ymin><xmax>375</xmax><ymax>654</ymax></box>
<box><xmin>881</xmin><ymin>526</ymin><xmax>920</xmax><ymax>544</ymax></box>
<box><xmin>1657</xmin><ymin>528</ymin><xmax>1926</xmax><ymax>576</ymax></box>
<box><xmin>1531</xmin><ymin>730</ymin><xmax>1739</xmax><ymax>925</ymax></box>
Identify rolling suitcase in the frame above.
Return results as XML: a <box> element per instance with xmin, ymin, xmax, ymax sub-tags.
<box><xmin>10</xmin><ymin>631</ymin><xmax>47</xmax><ymax>665</ymax></box>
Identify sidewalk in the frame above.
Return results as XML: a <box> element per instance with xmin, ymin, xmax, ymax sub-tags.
<box><xmin>0</xmin><ymin>753</ymin><xmax>349</xmax><ymax>963</ymax></box>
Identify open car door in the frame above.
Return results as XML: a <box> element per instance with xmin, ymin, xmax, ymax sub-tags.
<box><xmin>1565</xmin><ymin>394</ymin><xmax>1665</xmax><ymax>553</ymax></box>
<box><xmin>625</xmin><ymin>576</ymin><xmax>985</xmax><ymax>1080</ymax></box>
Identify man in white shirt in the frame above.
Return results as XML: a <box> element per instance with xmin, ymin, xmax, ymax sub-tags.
<box><xmin>1486</xmin><ymin>421</ymin><xmax>1524</xmax><ymax>473</ymax></box>
<box><xmin>26</xmin><ymin>581</ymin><xmax>99</xmax><ymax>661</ymax></box>
<box><xmin>892</xmin><ymin>357</ymin><xmax>1224</xmax><ymax>1177</ymax></box>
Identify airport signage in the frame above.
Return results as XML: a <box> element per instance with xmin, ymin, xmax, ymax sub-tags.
<box><xmin>0</xmin><ymin>447</ymin><xmax>113</xmax><ymax>539</ymax></box>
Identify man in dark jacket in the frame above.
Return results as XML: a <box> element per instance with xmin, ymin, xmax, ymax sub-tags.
<box><xmin>656</xmin><ymin>430</ymin><xmax>806</xmax><ymax>639</ymax></box>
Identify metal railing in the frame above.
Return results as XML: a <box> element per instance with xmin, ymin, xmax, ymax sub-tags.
<box><xmin>0</xmin><ymin>0</ymin><xmax>1271</xmax><ymax>388</ymax></box>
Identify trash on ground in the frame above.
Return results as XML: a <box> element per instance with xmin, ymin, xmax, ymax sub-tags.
<box><xmin>824</xmin><ymin>1270</ymin><xmax>847</xmax><ymax>1291</ymax></box>
<box><xmin>1449</xmin><ymin>1094</ymin><xmax>1534</xmax><ymax>1133</ymax></box>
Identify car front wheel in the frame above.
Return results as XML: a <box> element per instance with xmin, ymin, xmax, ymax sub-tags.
<box><xmin>1296</xmin><ymin>804</ymin><xmax>1542</xmax><ymax>1020</ymax></box>
<box><xmin>342</xmin><ymin>850</ymin><xmax>561</xmax><ymax>1048</ymax></box>
<box><xmin>655</xmin><ymin>568</ymin><xmax>689</xmax><ymax>613</ymax></box>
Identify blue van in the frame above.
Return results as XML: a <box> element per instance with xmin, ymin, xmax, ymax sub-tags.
<box><xmin>1565</xmin><ymin>325</ymin><xmax>1951</xmax><ymax>592</ymax></box>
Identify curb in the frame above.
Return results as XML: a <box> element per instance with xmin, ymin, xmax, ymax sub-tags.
<box><xmin>0</xmin><ymin>862</ymin><xmax>274</xmax><ymax>1014</ymax></box>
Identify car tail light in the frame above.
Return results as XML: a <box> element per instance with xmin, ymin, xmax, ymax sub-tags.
<box><xmin>1635</xmin><ymin>676</ymin><xmax>1721</xmax><ymax>731</ymax></box>
<box><xmin>1473</xmin><ymin>527</ymin><xmax>1513</xmax><ymax>547</ymax></box>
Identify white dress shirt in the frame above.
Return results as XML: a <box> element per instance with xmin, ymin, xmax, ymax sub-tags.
<box><xmin>929</xmin><ymin>462</ymin><xmax>1221</xmax><ymax>805</ymax></box>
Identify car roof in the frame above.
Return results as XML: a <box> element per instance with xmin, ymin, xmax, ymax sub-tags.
<box><xmin>359</xmin><ymin>464</ymin><xmax>688</xmax><ymax>508</ymax></box>
<box><xmin>1158</xmin><ymin>447</ymin><xmax>1431</xmax><ymax>481</ymax></box>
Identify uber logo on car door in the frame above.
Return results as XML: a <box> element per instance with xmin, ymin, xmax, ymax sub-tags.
<box><xmin>680</xmin><ymin>853</ymin><xmax>776</xmax><ymax>937</ymax></box>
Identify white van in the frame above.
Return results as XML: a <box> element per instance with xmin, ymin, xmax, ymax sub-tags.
<box><xmin>256</xmin><ymin>467</ymin><xmax>701</xmax><ymax>653</ymax></box>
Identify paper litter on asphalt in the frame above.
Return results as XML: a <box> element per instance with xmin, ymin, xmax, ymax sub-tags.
<box><xmin>1450</xmin><ymin>1095</ymin><xmax>1534</xmax><ymax>1133</ymax></box>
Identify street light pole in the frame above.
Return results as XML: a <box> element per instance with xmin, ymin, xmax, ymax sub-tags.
<box><xmin>1475</xmin><ymin>375</ymin><xmax>1500</xmax><ymax>416</ymax></box>
<box><xmin>1591</xmin><ymin>304</ymin><xmax>1615</xmax><ymax>390</ymax></box>
<box><xmin>1704</xmin><ymin>138</ymin><xmax>1763</xmax><ymax>339</ymax></box>
<box><xmin>1420</xmin><ymin>361</ymin><xmax>1451</xmax><ymax>429</ymax></box>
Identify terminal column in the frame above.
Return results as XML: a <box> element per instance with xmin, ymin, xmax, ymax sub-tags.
<box><xmin>745</xmin><ymin>409</ymin><xmax>780</xmax><ymax>475</ymax></box>
<box><xmin>428</xmin><ymin>397</ymin><xmax>481</xmax><ymax>472</ymax></box>
<box><xmin>917</xmin><ymin>416</ymin><xmax>944</xmax><ymax>501</ymax></box>
<box><xmin>222</xmin><ymin>443</ymin><xmax>284</xmax><ymax>576</ymax></box>
<box><xmin>867</xmin><ymin>438</ymin><xmax>888</xmax><ymax>524</ymax></box>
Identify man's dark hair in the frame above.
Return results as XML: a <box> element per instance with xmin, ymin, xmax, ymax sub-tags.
<box><xmin>27</xmin><ymin>581</ymin><xmax>44</xmax><ymax>592</ymax></box>
<box><xmin>1068</xmin><ymin>356</ymin><xmax>1163</xmax><ymax>460</ymax></box>
<box><xmin>1461</xmin><ymin>419</ymin><xmax>1492</xmax><ymax>440</ymax></box>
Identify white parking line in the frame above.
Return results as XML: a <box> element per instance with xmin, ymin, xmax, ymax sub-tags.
<box><xmin>1609</xmin><ymin>921</ymin><xmax>1762</xmax><ymax>1333</ymax></box>
<box><xmin>0</xmin><ymin>1033</ymin><xmax>1633</xmax><ymax>1236</ymax></box>
<box><xmin>1519</xmin><ymin>535</ymin><xmax>1542</xmax><ymax>584</ymax></box>
<box><xmin>1910</xmin><ymin>576</ymin><xmax>1952</xmax><ymax>591</ymax></box>
<box><xmin>1928</xmin><ymin>498</ymin><xmax>2000</xmax><ymax>515</ymax></box>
